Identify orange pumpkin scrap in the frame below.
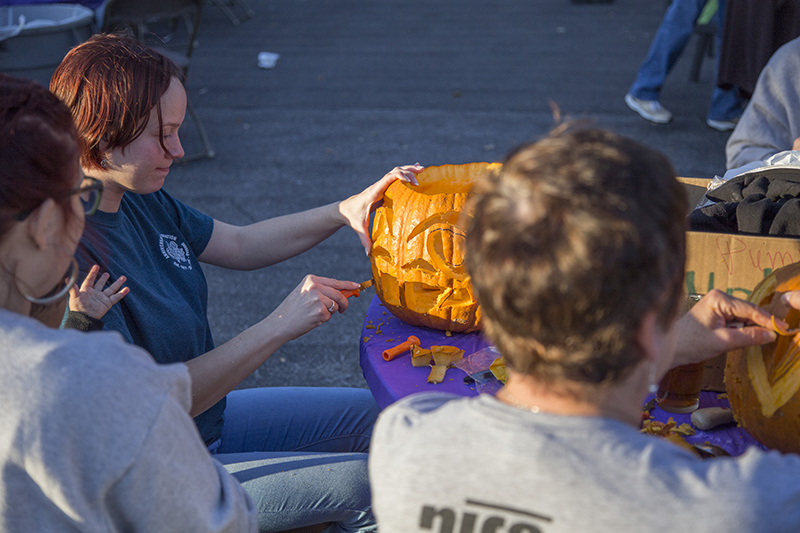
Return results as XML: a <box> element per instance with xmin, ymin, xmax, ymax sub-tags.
<box><xmin>725</xmin><ymin>263</ymin><xmax>800</xmax><ymax>454</ymax></box>
<box><xmin>489</xmin><ymin>357</ymin><xmax>509</xmax><ymax>384</ymax></box>
<box><xmin>427</xmin><ymin>365</ymin><xmax>449</xmax><ymax>384</ymax></box>
<box><xmin>410</xmin><ymin>345</ymin><xmax>433</xmax><ymax>367</ymax></box>
<box><xmin>430</xmin><ymin>345</ymin><xmax>464</xmax><ymax>366</ymax></box>
<box><xmin>370</xmin><ymin>162</ymin><xmax>501</xmax><ymax>333</ymax></box>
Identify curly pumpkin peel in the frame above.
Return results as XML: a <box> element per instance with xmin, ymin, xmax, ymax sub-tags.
<box><xmin>369</xmin><ymin>163</ymin><xmax>500</xmax><ymax>333</ymax></box>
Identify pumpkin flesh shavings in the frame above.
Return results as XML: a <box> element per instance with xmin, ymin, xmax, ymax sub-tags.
<box><xmin>489</xmin><ymin>357</ymin><xmax>509</xmax><ymax>384</ymax></box>
<box><xmin>431</xmin><ymin>345</ymin><xmax>464</xmax><ymax>366</ymax></box>
<box><xmin>640</xmin><ymin>418</ymin><xmax>697</xmax><ymax>455</ymax></box>
<box><xmin>641</xmin><ymin>418</ymin><xmax>695</xmax><ymax>437</ymax></box>
<box><xmin>769</xmin><ymin>315</ymin><xmax>800</xmax><ymax>336</ymax></box>
<box><xmin>411</xmin><ymin>345</ymin><xmax>433</xmax><ymax>367</ymax></box>
<box><xmin>427</xmin><ymin>365</ymin><xmax>449</xmax><ymax>384</ymax></box>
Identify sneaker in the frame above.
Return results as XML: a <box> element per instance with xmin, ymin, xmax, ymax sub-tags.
<box><xmin>625</xmin><ymin>93</ymin><xmax>672</xmax><ymax>124</ymax></box>
<box><xmin>706</xmin><ymin>117</ymin><xmax>739</xmax><ymax>132</ymax></box>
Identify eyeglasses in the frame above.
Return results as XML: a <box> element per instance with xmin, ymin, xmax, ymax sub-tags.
<box><xmin>14</xmin><ymin>176</ymin><xmax>104</xmax><ymax>221</ymax></box>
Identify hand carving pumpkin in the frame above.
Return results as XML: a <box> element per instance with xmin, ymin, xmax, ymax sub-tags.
<box><xmin>370</xmin><ymin>162</ymin><xmax>501</xmax><ymax>333</ymax></box>
<box><xmin>725</xmin><ymin>263</ymin><xmax>800</xmax><ymax>454</ymax></box>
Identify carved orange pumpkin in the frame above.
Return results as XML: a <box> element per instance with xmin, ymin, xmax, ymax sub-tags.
<box><xmin>725</xmin><ymin>263</ymin><xmax>800</xmax><ymax>454</ymax></box>
<box><xmin>370</xmin><ymin>162</ymin><xmax>501</xmax><ymax>333</ymax></box>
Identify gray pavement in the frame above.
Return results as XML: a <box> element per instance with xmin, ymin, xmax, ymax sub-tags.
<box><xmin>164</xmin><ymin>0</ymin><xmax>734</xmax><ymax>390</ymax></box>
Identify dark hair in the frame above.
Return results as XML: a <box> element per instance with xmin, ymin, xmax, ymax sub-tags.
<box><xmin>50</xmin><ymin>32</ymin><xmax>182</xmax><ymax>171</ymax></box>
<box><xmin>465</xmin><ymin>127</ymin><xmax>687</xmax><ymax>386</ymax></box>
<box><xmin>0</xmin><ymin>74</ymin><xmax>79</xmax><ymax>236</ymax></box>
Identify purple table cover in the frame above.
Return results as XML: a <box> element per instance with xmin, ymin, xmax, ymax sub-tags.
<box><xmin>645</xmin><ymin>391</ymin><xmax>767</xmax><ymax>456</ymax></box>
<box><xmin>359</xmin><ymin>295</ymin><xmax>489</xmax><ymax>407</ymax></box>
<box><xmin>359</xmin><ymin>295</ymin><xmax>767</xmax><ymax>457</ymax></box>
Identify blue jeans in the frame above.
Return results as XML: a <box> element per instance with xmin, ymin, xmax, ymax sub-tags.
<box><xmin>210</xmin><ymin>387</ymin><xmax>380</xmax><ymax>532</ymax></box>
<box><xmin>629</xmin><ymin>0</ymin><xmax>745</xmax><ymax>121</ymax></box>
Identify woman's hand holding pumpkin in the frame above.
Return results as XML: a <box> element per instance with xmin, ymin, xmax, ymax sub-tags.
<box><xmin>339</xmin><ymin>164</ymin><xmax>423</xmax><ymax>255</ymax></box>
<box><xmin>267</xmin><ymin>274</ymin><xmax>360</xmax><ymax>342</ymax></box>
<box><xmin>672</xmin><ymin>289</ymin><xmax>777</xmax><ymax>368</ymax></box>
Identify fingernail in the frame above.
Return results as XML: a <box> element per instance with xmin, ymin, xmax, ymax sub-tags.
<box><xmin>782</xmin><ymin>293</ymin><xmax>792</xmax><ymax>304</ymax></box>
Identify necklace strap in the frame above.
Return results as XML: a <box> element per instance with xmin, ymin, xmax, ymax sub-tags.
<box><xmin>503</xmin><ymin>390</ymin><xmax>541</xmax><ymax>414</ymax></box>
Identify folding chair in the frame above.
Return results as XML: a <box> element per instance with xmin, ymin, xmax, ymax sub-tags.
<box><xmin>208</xmin><ymin>0</ymin><xmax>254</xmax><ymax>26</ymax></box>
<box><xmin>101</xmin><ymin>0</ymin><xmax>216</xmax><ymax>162</ymax></box>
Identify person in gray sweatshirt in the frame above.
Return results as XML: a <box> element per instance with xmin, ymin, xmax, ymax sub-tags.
<box><xmin>726</xmin><ymin>36</ymin><xmax>800</xmax><ymax>169</ymax></box>
<box><xmin>370</xmin><ymin>127</ymin><xmax>800</xmax><ymax>533</ymax></box>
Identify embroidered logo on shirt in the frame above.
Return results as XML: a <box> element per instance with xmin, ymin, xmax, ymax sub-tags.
<box><xmin>159</xmin><ymin>234</ymin><xmax>192</xmax><ymax>270</ymax></box>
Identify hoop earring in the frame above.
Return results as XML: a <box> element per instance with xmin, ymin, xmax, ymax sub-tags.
<box><xmin>648</xmin><ymin>362</ymin><xmax>658</xmax><ymax>394</ymax></box>
<box><xmin>18</xmin><ymin>256</ymin><xmax>79</xmax><ymax>306</ymax></box>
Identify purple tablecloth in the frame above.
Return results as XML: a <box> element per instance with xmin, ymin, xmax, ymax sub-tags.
<box><xmin>359</xmin><ymin>295</ymin><xmax>767</xmax><ymax>457</ymax></box>
<box><xmin>645</xmin><ymin>391</ymin><xmax>767</xmax><ymax>457</ymax></box>
<box><xmin>359</xmin><ymin>296</ymin><xmax>489</xmax><ymax>408</ymax></box>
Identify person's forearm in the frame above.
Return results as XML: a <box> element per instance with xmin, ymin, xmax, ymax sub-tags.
<box><xmin>202</xmin><ymin>202</ymin><xmax>345</xmax><ymax>270</ymax></box>
<box><xmin>185</xmin><ymin>316</ymin><xmax>289</xmax><ymax>417</ymax></box>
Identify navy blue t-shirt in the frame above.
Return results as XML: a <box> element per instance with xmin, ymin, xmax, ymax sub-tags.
<box><xmin>74</xmin><ymin>189</ymin><xmax>221</xmax><ymax>445</ymax></box>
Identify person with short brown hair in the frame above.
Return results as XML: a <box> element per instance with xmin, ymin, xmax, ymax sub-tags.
<box><xmin>369</xmin><ymin>127</ymin><xmax>800</xmax><ymax>533</ymax></box>
<box><xmin>467</xmin><ymin>128</ymin><xmax>686</xmax><ymax>387</ymax></box>
<box><xmin>51</xmin><ymin>32</ymin><xmax>183</xmax><ymax>174</ymax></box>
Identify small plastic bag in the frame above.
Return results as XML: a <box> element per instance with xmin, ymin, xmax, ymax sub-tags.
<box><xmin>454</xmin><ymin>345</ymin><xmax>504</xmax><ymax>394</ymax></box>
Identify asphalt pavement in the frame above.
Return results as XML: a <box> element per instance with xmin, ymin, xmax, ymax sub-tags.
<box><xmin>162</xmin><ymin>0</ymin><xmax>736</xmax><ymax>390</ymax></box>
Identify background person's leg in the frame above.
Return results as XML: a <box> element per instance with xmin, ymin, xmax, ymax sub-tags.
<box><xmin>217</xmin><ymin>451</ymin><xmax>375</xmax><ymax>533</ymax></box>
<box><xmin>628</xmin><ymin>0</ymin><xmax>706</xmax><ymax>101</ymax></box>
<box><xmin>213</xmin><ymin>388</ymin><xmax>379</xmax><ymax>532</ymax></box>
<box><xmin>707</xmin><ymin>86</ymin><xmax>746</xmax><ymax>126</ymax></box>
<box><xmin>217</xmin><ymin>387</ymin><xmax>379</xmax><ymax>454</ymax></box>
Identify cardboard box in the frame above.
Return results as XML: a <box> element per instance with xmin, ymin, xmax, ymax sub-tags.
<box><xmin>679</xmin><ymin>177</ymin><xmax>800</xmax><ymax>298</ymax></box>
<box><xmin>678</xmin><ymin>177</ymin><xmax>800</xmax><ymax>391</ymax></box>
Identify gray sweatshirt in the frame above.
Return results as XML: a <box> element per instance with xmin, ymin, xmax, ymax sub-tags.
<box><xmin>0</xmin><ymin>309</ymin><xmax>257</xmax><ymax>532</ymax></box>
<box><xmin>371</xmin><ymin>392</ymin><xmax>800</xmax><ymax>533</ymax></box>
<box><xmin>727</xmin><ymin>36</ymin><xmax>800</xmax><ymax>170</ymax></box>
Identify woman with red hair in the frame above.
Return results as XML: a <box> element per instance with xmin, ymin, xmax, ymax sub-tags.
<box><xmin>51</xmin><ymin>31</ymin><xmax>419</xmax><ymax>532</ymax></box>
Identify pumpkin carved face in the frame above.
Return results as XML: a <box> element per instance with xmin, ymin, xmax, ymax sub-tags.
<box><xmin>725</xmin><ymin>263</ymin><xmax>800</xmax><ymax>454</ymax></box>
<box><xmin>370</xmin><ymin>163</ymin><xmax>500</xmax><ymax>333</ymax></box>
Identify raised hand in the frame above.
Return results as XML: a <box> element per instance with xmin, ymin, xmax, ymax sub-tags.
<box><xmin>69</xmin><ymin>264</ymin><xmax>129</xmax><ymax>320</ymax></box>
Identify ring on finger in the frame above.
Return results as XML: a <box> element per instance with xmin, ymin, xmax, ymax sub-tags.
<box><xmin>328</xmin><ymin>302</ymin><xmax>336</xmax><ymax>313</ymax></box>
